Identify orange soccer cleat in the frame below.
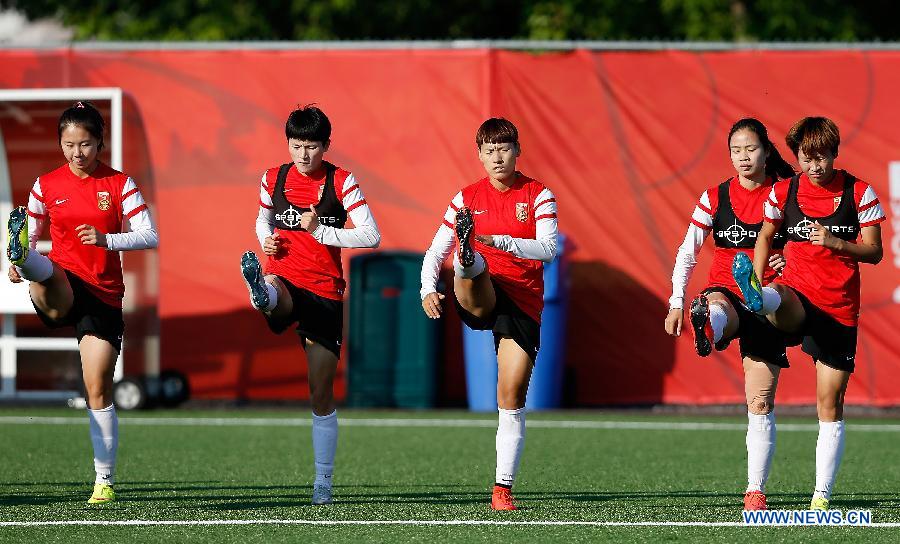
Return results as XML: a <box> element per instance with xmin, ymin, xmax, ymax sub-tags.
<box><xmin>491</xmin><ymin>485</ymin><xmax>517</xmax><ymax>511</ymax></box>
<box><xmin>743</xmin><ymin>490</ymin><xmax>767</xmax><ymax>510</ymax></box>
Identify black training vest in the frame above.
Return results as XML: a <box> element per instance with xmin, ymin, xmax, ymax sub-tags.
<box><xmin>271</xmin><ymin>162</ymin><xmax>347</xmax><ymax>230</ymax></box>
<box><xmin>710</xmin><ymin>178</ymin><xmax>787</xmax><ymax>250</ymax></box>
<box><xmin>782</xmin><ymin>172</ymin><xmax>859</xmax><ymax>243</ymax></box>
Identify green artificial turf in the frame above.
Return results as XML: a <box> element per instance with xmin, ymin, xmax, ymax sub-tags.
<box><xmin>0</xmin><ymin>409</ymin><xmax>897</xmax><ymax>543</ymax></box>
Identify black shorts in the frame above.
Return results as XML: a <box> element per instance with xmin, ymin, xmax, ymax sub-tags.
<box><xmin>454</xmin><ymin>281</ymin><xmax>541</xmax><ymax>362</ymax></box>
<box><xmin>702</xmin><ymin>287</ymin><xmax>789</xmax><ymax>368</ymax></box>
<box><xmin>264</xmin><ymin>276</ymin><xmax>343</xmax><ymax>358</ymax></box>
<box><xmin>790</xmin><ymin>288</ymin><xmax>858</xmax><ymax>373</ymax></box>
<box><xmin>32</xmin><ymin>270</ymin><xmax>124</xmax><ymax>353</ymax></box>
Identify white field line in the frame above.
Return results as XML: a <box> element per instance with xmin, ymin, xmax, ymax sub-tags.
<box><xmin>0</xmin><ymin>519</ymin><xmax>898</xmax><ymax>528</ymax></box>
<box><xmin>0</xmin><ymin>416</ymin><xmax>899</xmax><ymax>432</ymax></box>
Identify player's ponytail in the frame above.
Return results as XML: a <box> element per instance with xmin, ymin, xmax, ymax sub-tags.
<box><xmin>58</xmin><ymin>101</ymin><xmax>106</xmax><ymax>151</ymax></box>
<box><xmin>727</xmin><ymin>118</ymin><xmax>794</xmax><ymax>180</ymax></box>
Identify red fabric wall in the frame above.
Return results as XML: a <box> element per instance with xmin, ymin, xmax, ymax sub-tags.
<box><xmin>1</xmin><ymin>47</ymin><xmax>897</xmax><ymax>405</ymax></box>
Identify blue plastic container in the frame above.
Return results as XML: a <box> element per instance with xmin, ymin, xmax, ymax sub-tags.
<box><xmin>462</xmin><ymin>235</ymin><xmax>567</xmax><ymax>411</ymax></box>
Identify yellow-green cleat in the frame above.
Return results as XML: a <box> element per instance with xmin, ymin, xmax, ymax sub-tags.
<box><xmin>810</xmin><ymin>497</ymin><xmax>829</xmax><ymax>511</ymax></box>
<box><xmin>6</xmin><ymin>206</ymin><xmax>29</xmax><ymax>266</ymax></box>
<box><xmin>87</xmin><ymin>483</ymin><xmax>116</xmax><ymax>504</ymax></box>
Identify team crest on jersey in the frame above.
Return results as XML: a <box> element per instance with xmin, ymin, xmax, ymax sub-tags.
<box><xmin>515</xmin><ymin>202</ymin><xmax>529</xmax><ymax>222</ymax></box>
<box><xmin>97</xmin><ymin>191</ymin><xmax>111</xmax><ymax>211</ymax></box>
<box><xmin>833</xmin><ymin>195</ymin><xmax>842</xmax><ymax>211</ymax></box>
<box><xmin>317</xmin><ymin>184</ymin><xmax>325</xmax><ymax>202</ymax></box>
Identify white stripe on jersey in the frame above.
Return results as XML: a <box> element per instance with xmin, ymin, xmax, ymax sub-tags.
<box><xmin>26</xmin><ymin>178</ymin><xmax>47</xmax><ymax>248</ymax></box>
<box><xmin>443</xmin><ymin>192</ymin><xmax>464</xmax><ymax>224</ymax></box>
<box><xmin>692</xmin><ymin>190</ymin><xmax>714</xmax><ymax>227</ymax></box>
<box><xmin>340</xmin><ymin>173</ymin><xmax>364</xmax><ymax>209</ymax></box>
<box><xmin>259</xmin><ymin>171</ymin><xmax>273</xmax><ymax>208</ymax></box>
<box><xmin>533</xmin><ymin>188</ymin><xmax>557</xmax><ymax>219</ymax></box>
<box><xmin>122</xmin><ymin>177</ymin><xmax>147</xmax><ymax>216</ymax></box>
<box><xmin>764</xmin><ymin>186</ymin><xmax>783</xmax><ymax>221</ymax></box>
<box><xmin>858</xmin><ymin>185</ymin><xmax>886</xmax><ymax>225</ymax></box>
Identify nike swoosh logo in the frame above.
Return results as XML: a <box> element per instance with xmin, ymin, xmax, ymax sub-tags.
<box><xmin>55</xmin><ymin>199</ymin><xmax>68</xmax><ymax>205</ymax></box>
<box><xmin>284</xmin><ymin>189</ymin><xmax>294</xmax><ymax>193</ymax></box>
<box><xmin>473</xmin><ymin>210</ymin><xmax>487</xmax><ymax>215</ymax></box>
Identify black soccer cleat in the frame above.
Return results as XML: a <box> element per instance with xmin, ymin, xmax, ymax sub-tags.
<box><xmin>689</xmin><ymin>294</ymin><xmax>713</xmax><ymax>357</ymax></box>
<box><xmin>7</xmin><ymin>206</ymin><xmax>29</xmax><ymax>265</ymax></box>
<box><xmin>455</xmin><ymin>207</ymin><xmax>475</xmax><ymax>268</ymax></box>
<box><xmin>240</xmin><ymin>251</ymin><xmax>270</xmax><ymax>311</ymax></box>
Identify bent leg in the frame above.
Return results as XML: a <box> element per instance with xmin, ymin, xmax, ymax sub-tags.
<box><xmin>765</xmin><ymin>284</ymin><xmax>806</xmax><ymax>334</ymax></box>
<box><xmin>454</xmin><ymin>270</ymin><xmax>496</xmax><ymax>321</ymax></box>
<box><xmin>705</xmin><ymin>291</ymin><xmax>739</xmax><ymax>341</ymax></box>
<box><xmin>29</xmin><ymin>264</ymin><xmax>75</xmax><ymax>321</ymax></box>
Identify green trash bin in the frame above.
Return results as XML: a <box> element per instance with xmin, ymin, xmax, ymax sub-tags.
<box><xmin>348</xmin><ymin>252</ymin><xmax>439</xmax><ymax>408</ymax></box>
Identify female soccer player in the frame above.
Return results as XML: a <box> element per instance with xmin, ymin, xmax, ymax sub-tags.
<box><xmin>240</xmin><ymin>105</ymin><xmax>380</xmax><ymax>505</ymax></box>
<box><xmin>733</xmin><ymin>117</ymin><xmax>885</xmax><ymax>510</ymax></box>
<box><xmin>6</xmin><ymin>101</ymin><xmax>158</xmax><ymax>504</ymax></box>
<box><xmin>665</xmin><ymin>118</ymin><xmax>795</xmax><ymax>511</ymax></box>
<box><xmin>420</xmin><ymin>118</ymin><xmax>558</xmax><ymax>511</ymax></box>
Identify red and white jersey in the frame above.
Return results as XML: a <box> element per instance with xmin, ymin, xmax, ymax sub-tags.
<box><xmin>765</xmin><ymin>171</ymin><xmax>886</xmax><ymax>326</ymax></box>
<box><xmin>669</xmin><ymin>177</ymin><xmax>782</xmax><ymax>308</ymax></box>
<box><xmin>421</xmin><ymin>174</ymin><xmax>559</xmax><ymax>323</ymax></box>
<box><xmin>255</xmin><ymin>163</ymin><xmax>379</xmax><ymax>300</ymax></box>
<box><xmin>26</xmin><ymin>162</ymin><xmax>157</xmax><ymax>308</ymax></box>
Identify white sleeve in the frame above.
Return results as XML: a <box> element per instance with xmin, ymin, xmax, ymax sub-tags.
<box><xmin>255</xmin><ymin>171</ymin><xmax>275</xmax><ymax>248</ymax></box>
<box><xmin>858</xmin><ymin>185</ymin><xmax>886</xmax><ymax>226</ymax></box>
<box><xmin>668</xmin><ymin>191</ymin><xmax>713</xmax><ymax>309</ymax></box>
<box><xmin>491</xmin><ymin>188</ymin><xmax>558</xmax><ymax>262</ymax></box>
<box><xmin>104</xmin><ymin>177</ymin><xmax>159</xmax><ymax>251</ymax></box>
<box><xmin>764</xmin><ymin>187</ymin><xmax>783</xmax><ymax>221</ymax></box>
<box><xmin>26</xmin><ymin>178</ymin><xmax>47</xmax><ymax>248</ymax></box>
<box><xmin>312</xmin><ymin>173</ymin><xmax>381</xmax><ymax>248</ymax></box>
<box><xmin>420</xmin><ymin>192</ymin><xmax>462</xmax><ymax>299</ymax></box>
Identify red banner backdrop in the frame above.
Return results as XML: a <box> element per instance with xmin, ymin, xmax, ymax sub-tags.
<box><xmin>1</xmin><ymin>47</ymin><xmax>897</xmax><ymax>405</ymax></box>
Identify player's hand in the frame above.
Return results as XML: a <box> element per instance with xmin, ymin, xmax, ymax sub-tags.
<box><xmin>474</xmin><ymin>234</ymin><xmax>495</xmax><ymax>247</ymax></box>
<box><xmin>301</xmin><ymin>205</ymin><xmax>320</xmax><ymax>233</ymax></box>
<box><xmin>809</xmin><ymin>221</ymin><xmax>840</xmax><ymax>250</ymax></box>
<box><xmin>263</xmin><ymin>233</ymin><xmax>281</xmax><ymax>256</ymax></box>
<box><xmin>8</xmin><ymin>266</ymin><xmax>23</xmax><ymax>283</ymax></box>
<box><xmin>422</xmin><ymin>292</ymin><xmax>445</xmax><ymax>319</ymax></box>
<box><xmin>76</xmin><ymin>224</ymin><xmax>107</xmax><ymax>247</ymax></box>
<box><xmin>664</xmin><ymin>307</ymin><xmax>683</xmax><ymax>336</ymax></box>
<box><xmin>768</xmin><ymin>253</ymin><xmax>786</xmax><ymax>274</ymax></box>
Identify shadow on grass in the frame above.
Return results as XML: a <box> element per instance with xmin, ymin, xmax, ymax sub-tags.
<box><xmin>1</xmin><ymin>481</ymin><xmax>897</xmax><ymax>511</ymax></box>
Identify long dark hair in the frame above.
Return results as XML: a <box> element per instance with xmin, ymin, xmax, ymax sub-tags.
<box><xmin>728</xmin><ymin>118</ymin><xmax>794</xmax><ymax>179</ymax></box>
<box><xmin>58</xmin><ymin>101</ymin><xmax>105</xmax><ymax>151</ymax></box>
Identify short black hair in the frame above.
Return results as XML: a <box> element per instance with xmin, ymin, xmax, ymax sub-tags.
<box><xmin>285</xmin><ymin>105</ymin><xmax>331</xmax><ymax>142</ymax></box>
<box><xmin>58</xmin><ymin>101</ymin><xmax>105</xmax><ymax>151</ymax></box>
<box><xmin>476</xmin><ymin>117</ymin><xmax>518</xmax><ymax>148</ymax></box>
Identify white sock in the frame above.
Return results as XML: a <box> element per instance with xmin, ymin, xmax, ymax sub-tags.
<box><xmin>87</xmin><ymin>404</ymin><xmax>118</xmax><ymax>485</ymax></box>
<box><xmin>312</xmin><ymin>410</ymin><xmax>338</xmax><ymax>487</ymax></box>
<box><xmin>746</xmin><ymin>411</ymin><xmax>776</xmax><ymax>493</ymax></box>
<box><xmin>262</xmin><ymin>282</ymin><xmax>277</xmax><ymax>312</ymax></box>
<box><xmin>709</xmin><ymin>303</ymin><xmax>728</xmax><ymax>343</ymax></box>
<box><xmin>453</xmin><ymin>251</ymin><xmax>486</xmax><ymax>279</ymax></box>
<box><xmin>495</xmin><ymin>407</ymin><xmax>526</xmax><ymax>487</ymax></box>
<box><xmin>814</xmin><ymin>420</ymin><xmax>845</xmax><ymax>500</ymax></box>
<box><xmin>14</xmin><ymin>249</ymin><xmax>53</xmax><ymax>282</ymax></box>
<box><xmin>760</xmin><ymin>287</ymin><xmax>782</xmax><ymax>315</ymax></box>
